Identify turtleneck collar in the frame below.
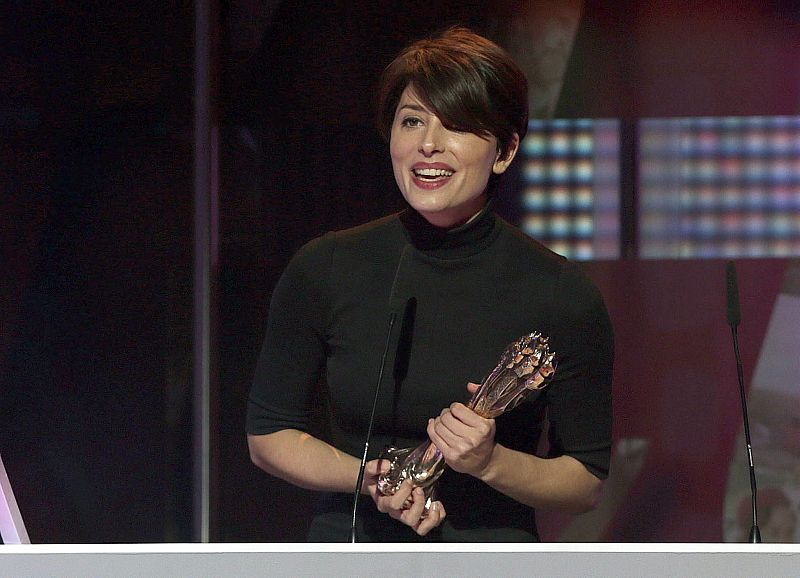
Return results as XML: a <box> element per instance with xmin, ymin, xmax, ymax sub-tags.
<box><xmin>398</xmin><ymin>200</ymin><xmax>501</xmax><ymax>260</ymax></box>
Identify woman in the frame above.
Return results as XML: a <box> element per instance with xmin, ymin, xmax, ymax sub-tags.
<box><xmin>247</xmin><ymin>27</ymin><xmax>613</xmax><ymax>542</ymax></box>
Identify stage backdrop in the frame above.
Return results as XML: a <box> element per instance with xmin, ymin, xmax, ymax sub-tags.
<box><xmin>3</xmin><ymin>0</ymin><xmax>799</xmax><ymax>544</ymax></box>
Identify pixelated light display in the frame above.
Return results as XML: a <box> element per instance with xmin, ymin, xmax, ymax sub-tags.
<box><xmin>639</xmin><ymin>116</ymin><xmax>800</xmax><ymax>259</ymax></box>
<box><xmin>519</xmin><ymin>119</ymin><xmax>620</xmax><ymax>260</ymax></box>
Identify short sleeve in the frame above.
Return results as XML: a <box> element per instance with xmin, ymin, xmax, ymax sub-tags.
<box><xmin>246</xmin><ymin>233</ymin><xmax>335</xmax><ymax>435</ymax></box>
<box><xmin>544</xmin><ymin>262</ymin><xmax>614</xmax><ymax>479</ymax></box>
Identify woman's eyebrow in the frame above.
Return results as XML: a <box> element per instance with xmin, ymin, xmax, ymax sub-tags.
<box><xmin>397</xmin><ymin>103</ymin><xmax>427</xmax><ymax>113</ymax></box>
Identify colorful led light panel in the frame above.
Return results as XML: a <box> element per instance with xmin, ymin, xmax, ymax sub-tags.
<box><xmin>520</xmin><ymin>119</ymin><xmax>620</xmax><ymax>260</ymax></box>
<box><xmin>639</xmin><ymin>116</ymin><xmax>800</xmax><ymax>259</ymax></box>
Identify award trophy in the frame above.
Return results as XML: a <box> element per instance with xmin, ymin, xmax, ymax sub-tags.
<box><xmin>376</xmin><ymin>332</ymin><xmax>556</xmax><ymax>512</ymax></box>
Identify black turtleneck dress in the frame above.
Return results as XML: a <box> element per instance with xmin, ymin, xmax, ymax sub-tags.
<box><xmin>247</xmin><ymin>206</ymin><xmax>614</xmax><ymax>542</ymax></box>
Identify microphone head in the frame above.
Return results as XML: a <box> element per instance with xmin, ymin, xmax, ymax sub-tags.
<box><xmin>726</xmin><ymin>261</ymin><xmax>741</xmax><ymax>327</ymax></box>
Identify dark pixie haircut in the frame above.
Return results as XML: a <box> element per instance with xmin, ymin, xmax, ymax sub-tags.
<box><xmin>377</xmin><ymin>27</ymin><xmax>528</xmax><ymax>161</ymax></box>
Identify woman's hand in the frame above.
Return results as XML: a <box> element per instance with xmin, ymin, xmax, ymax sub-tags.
<box><xmin>363</xmin><ymin>459</ymin><xmax>446</xmax><ymax>536</ymax></box>
<box><xmin>427</xmin><ymin>382</ymin><xmax>497</xmax><ymax>478</ymax></box>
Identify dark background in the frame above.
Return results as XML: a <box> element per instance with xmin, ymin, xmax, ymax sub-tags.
<box><xmin>1</xmin><ymin>0</ymin><xmax>799</xmax><ymax>542</ymax></box>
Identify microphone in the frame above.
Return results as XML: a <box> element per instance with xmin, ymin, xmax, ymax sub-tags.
<box><xmin>350</xmin><ymin>244</ymin><xmax>411</xmax><ymax>542</ymax></box>
<box><xmin>726</xmin><ymin>261</ymin><xmax>741</xmax><ymax>327</ymax></box>
<box><xmin>725</xmin><ymin>261</ymin><xmax>761</xmax><ymax>543</ymax></box>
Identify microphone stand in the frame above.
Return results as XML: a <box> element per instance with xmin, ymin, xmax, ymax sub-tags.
<box><xmin>726</xmin><ymin>261</ymin><xmax>761</xmax><ymax>543</ymax></box>
<box><xmin>730</xmin><ymin>323</ymin><xmax>761</xmax><ymax>543</ymax></box>
<box><xmin>350</xmin><ymin>311</ymin><xmax>397</xmax><ymax>543</ymax></box>
<box><xmin>350</xmin><ymin>245</ymin><xmax>410</xmax><ymax>542</ymax></box>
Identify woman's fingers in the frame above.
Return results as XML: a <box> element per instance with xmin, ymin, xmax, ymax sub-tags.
<box><xmin>416</xmin><ymin>500</ymin><xmax>446</xmax><ymax>536</ymax></box>
<box><xmin>373</xmin><ymin>482</ymin><xmax>446</xmax><ymax>535</ymax></box>
<box><xmin>401</xmin><ymin>487</ymin><xmax>426</xmax><ymax>522</ymax></box>
<box><xmin>427</xmin><ymin>402</ymin><xmax>497</xmax><ymax>477</ymax></box>
<box><xmin>430</xmin><ymin>405</ymin><xmax>493</xmax><ymax>452</ymax></box>
<box><xmin>364</xmin><ymin>458</ymin><xmax>390</xmax><ymax>477</ymax></box>
<box><xmin>399</xmin><ymin>488</ymin><xmax>446</xmax><ymax>536</ymax></box>
<box><xmin>374</xmin><ymin>479</ymin><xmax>413</xmax><ymax>514</ymax></box>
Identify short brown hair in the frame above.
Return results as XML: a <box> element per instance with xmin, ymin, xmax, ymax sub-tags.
<box><xmin>377</xmin><ymin>27</ymin><xmax>528</xmax><ymax>161</ymax></box>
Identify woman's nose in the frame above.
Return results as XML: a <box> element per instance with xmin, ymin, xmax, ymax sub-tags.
<box><xmin>419</xmin><ymin>121</ymin><xmax>445</xmax><ymax>156</ymax></box>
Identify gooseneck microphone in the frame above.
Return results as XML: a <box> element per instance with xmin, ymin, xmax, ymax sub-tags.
<box><xmin>726</xmin><ymin>261</ymin><xmax>761</xmax><ymax>543</ymax></box>
<box><xmin>726</xmin><ymin>261</ymin><xmax>741</xmax><ymax>326</ymax></box>
<box><xmin>350</xmin><ymin>244</ymin><xmax>411</xmax><ymax>543</ymax></box>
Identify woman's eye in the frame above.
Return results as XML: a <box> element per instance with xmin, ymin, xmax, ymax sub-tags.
<box><xmin>401</xmin><ymin>117</ymin><xmax>423</xmax><ymax>128</ymax></box>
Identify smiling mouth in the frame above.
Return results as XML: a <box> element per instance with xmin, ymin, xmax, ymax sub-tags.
<box><xmin>412</xmin><ymin>167</ymin><xmax>454</xmax><ymax>181</ymax></box>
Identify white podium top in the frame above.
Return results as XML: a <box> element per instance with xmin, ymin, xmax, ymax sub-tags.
<box><xmin>2</xmin><ymin>543</ymin><xmax>800</xmax><ymax>578</ymax></box>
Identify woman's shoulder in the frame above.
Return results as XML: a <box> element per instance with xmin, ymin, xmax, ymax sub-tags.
<box><xmin>290</xmin><ymin>212</ymin><xmax>404</xmax><ymax>268</ymax></box>
<box><xmin>495</xmin><ymin>216</ymin><xmax>566</xmax><ymax>273</ymax></box>
<box><xmin>495</xmin><ymin>217</ymin><xmax>602</xmax><ymax>303</ymax></box>
<box><xmin>332</xmin><ymin>212</ymin><xmax>403</xmax><ymax>245</ymax></box>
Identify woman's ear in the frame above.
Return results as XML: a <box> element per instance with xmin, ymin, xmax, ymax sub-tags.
<box><xmin>492</xmin><ymin>133</ymin><xmax>521</xmax><ymax>175</ymax></box>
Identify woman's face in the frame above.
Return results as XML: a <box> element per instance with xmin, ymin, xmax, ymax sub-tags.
<box><xmin>390</xmin><ymin>86</ymin><xmax>518</xmax><ymax>228</ymax></box>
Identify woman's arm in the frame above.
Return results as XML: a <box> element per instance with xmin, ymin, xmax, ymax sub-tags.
<box><xmin>247</xmin><ymin>430</ymin><xmax>446</xmax><ymax>534</ymax></box>
<box><xmin>478</xmin><ymin>441</ymin><xmax>602</xmax><ymax>513</ymax></box>
<box><xmin>427</xmin><ymin>390</ymin><xmax>603</xmax><ymax>514</ymax></box>
<box><xmin>247</xmin><ymin>429</ymin><xmax>359</xmax><ymax>493</ymax></box>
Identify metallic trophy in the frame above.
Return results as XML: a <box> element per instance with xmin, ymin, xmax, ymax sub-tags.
<box><xmin>376</xmin><ymin>332</ymin><xmax>556</xmax><ymax>512</ymax></box>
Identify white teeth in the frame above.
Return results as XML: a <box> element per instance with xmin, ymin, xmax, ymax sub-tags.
<box><xmin>413</xmin><ymin>168</ymin><xmax>453</xmax><ymax>178</ymax></box>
